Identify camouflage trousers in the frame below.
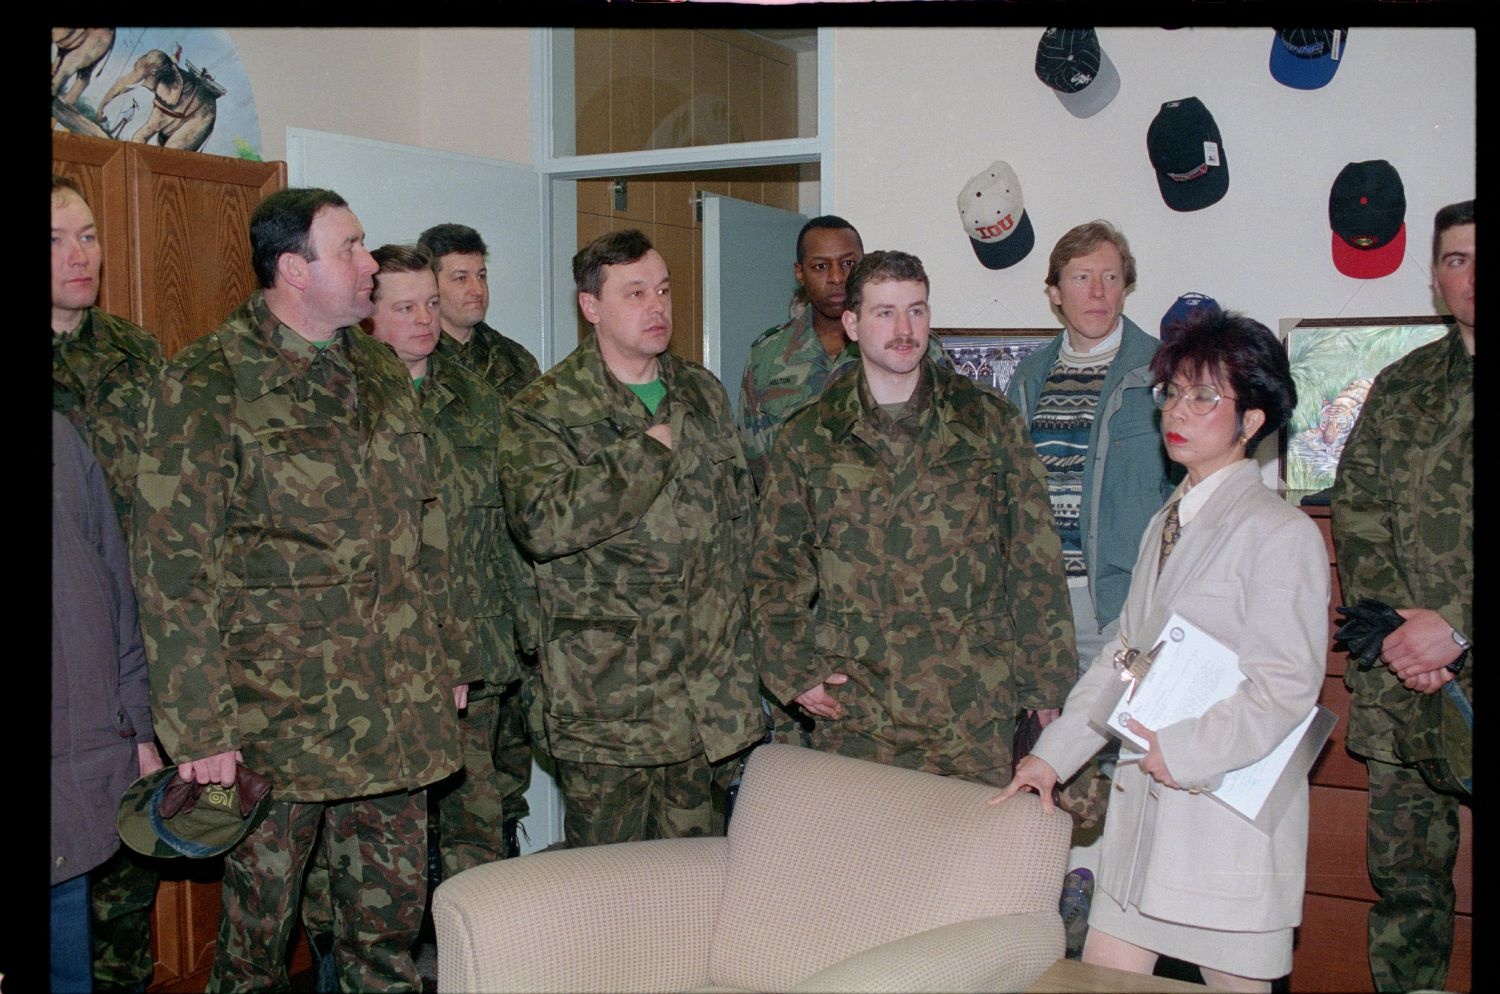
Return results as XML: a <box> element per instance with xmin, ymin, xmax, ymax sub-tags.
<box><xmin>779</xmin><ymin>709</ymin><xmax>1016</xmax><ymax>789</ymax></box>
<box><xmin>1365</xmin><ymin>757</ymin><xmax>1463</xmax><ymax>993</ymax></box>
<box><xmin>88</xmin><ymin>848</ymin><xmax>160</xmax><ymax>991</ymax></box>
<box><xmin>555</xmin><ymin>752</ymin><xmax>738</xmax><ymax>848</ymax></box>
<box><xmin>208</xmin><ymin>791</ymin><xmax>427</xmax><ymax>994</ymax></box>
<box><xmin>427</xmin><ymin>692</ymin><xmax>509</xmax><ymax>879</ymax></box>
<box><xmin>493</xmin><ymin>678</ymin><xmax>533</xmax><ymax>822</ymax></box>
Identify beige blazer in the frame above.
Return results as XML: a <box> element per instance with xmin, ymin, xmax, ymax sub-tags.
<box><xmin>1032</xmin><ymin>459</ymin><xmax>1329</xmax><ymax>932</ymax></box>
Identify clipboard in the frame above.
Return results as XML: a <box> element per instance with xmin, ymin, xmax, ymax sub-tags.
<box><xmin>1086</xmin><ymin>612</ymin><xmax>1338</xmax><ymax>832</ymax></box>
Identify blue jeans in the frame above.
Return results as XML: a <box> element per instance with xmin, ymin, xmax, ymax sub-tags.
<box><xmin>52</xmin><ymin>873</ymin><xmax>93</xmax><ymax>993</ymax></box>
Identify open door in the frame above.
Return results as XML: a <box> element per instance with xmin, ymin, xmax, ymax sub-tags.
<box><xmin>700</xmin><ymin>193</ymin><xmax>809</xmax><ymax>418</ymax></box>
<box><xmin>286</xmin><ymin>128</ymin><xmax>562</xmax><ymax>854</ymax></box>
<box><xmin>286</xmin><ymin>128</ymin><xmax>548</xmax><ymax>367</ymax></box>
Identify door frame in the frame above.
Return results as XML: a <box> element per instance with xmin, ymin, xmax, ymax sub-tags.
<box><xmin>530</xmin><ymin>27</ymin><xmax>836</xmax><ymax>368</ymax></box>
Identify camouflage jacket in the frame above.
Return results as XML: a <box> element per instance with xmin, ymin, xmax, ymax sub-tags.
<box><xmin>131</xmin><ymin>292</ymin><xmax>463</xmax><ymax>802</ymax></box>
<box><xmin>1331</xmin><ymin>327</ymin><xmax>1473</xmax><ymax>762</ymax></box>
<box><xmin>738</xmin><ymin>306</ymin><xmax>947</xmax><ymax>492</ymax></box>
<box><xmin>749</xmin><ymin>359</ymin><xmax>1077</xmax><ymax>775</ymax></box>
<box><xmin>422</xmin><ymin>350</ymin><xmax>538</xmax><ymax>696</ymax></box>
<box><xmin>436</xmin><ymin>320</ymin><xmax>541</xmax><ymax>400</ymax></box>
<box><xmin>498</xmin><ymin>335</ymin><xmax>762</xmax><ymax>766</ymax></box>
<box><xmin>53</xmin><ymin>307</ymin><xmax>164</xmax><ymax>538</ymax></box>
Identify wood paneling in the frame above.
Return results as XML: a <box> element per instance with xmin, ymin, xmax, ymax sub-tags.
<box><xmin>691</xmin><ymin>33</ymin><xmax>729</xmax><ymax>147</ymax></box>
<box><xmin>52</xmin><ymin>133</ymin><xmax>133</xmax><ymax>319</ymax></box>
<box><xmin>574</xmin><ymin>30</ymin><xmax>611</xmax><ymax>156</ymax></box>
<box><xmin>726</xmin><ymin>44</ymin><xmax>762</xmax><ymax>144</ymax></box>
<box><xmin>610</xmin><ymin>29</ymin><xmax>654</xmax><ymax>153</ymax></box>
<box><xmin>652</xmin><ymin>30</ymin><xmax>695</xmax><ymax>151</ymax></box>
<box><xmin>764</xmin><ymin>57</ymin><xmax>797</xmax><ymax>141</ymax></box>
<box><xmin>128</xmin><ymin>144</ymin><xmax>282</xmax><ymax>357</ymax></box>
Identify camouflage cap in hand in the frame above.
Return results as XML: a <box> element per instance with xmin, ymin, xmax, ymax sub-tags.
<box><xmin>117</xmin><ymin>763</ymin><xmax>273</xmax><ymax>858</ymax></box>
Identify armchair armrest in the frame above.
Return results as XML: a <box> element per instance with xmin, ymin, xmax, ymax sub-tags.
<box><xmin>789</xmin><ymin>911</ymin><xmax>1064</xmax><ymax>994</ymax></box>
<box><xmin>435</xmin><ymin>836</ymin><xmax>729</xmax><ymax>993</ymax></box>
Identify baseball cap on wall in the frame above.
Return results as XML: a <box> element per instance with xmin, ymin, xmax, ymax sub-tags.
<box><xmin>1160</xmin><ymin>292</ymin><xmax>1221</xmax><ymax>343</ymax></box>
<box><xmin>1035</xmin><ymin>28</ymin><xmax>1121</xmax><ymax>118</ymax></box>
<box><xmin>1269</xmin><ymin>28</ymin><xmax>1348</xmax><ymax>90</ymax></box>
<box><xmin>957</xmin><ymin>161</ymin><xmax>1035</xmax><ymax>270</ymax></box>
<box><xmin>1146</xmin><ymin>97</ymin><xmax>1229</xmax><ymax>212</ymax></box>
<box><xmin>1329</xmin><ymin>159</ymin><xmax>1407</xmax><ymax>279</ymax></box>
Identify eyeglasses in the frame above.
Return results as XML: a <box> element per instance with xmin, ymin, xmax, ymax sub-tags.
<box><xmin>1152</xmin><ymin>382</ymin><xmax>1229</xmax><ymax>415</ymax></box>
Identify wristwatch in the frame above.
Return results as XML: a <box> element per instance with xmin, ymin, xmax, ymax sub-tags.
<box><xmin>1447</xmin><ymin>628</ymin><xmax>1472</xmax><ymax>674</ymax></box>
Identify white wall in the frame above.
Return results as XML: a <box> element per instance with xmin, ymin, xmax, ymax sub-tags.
<box><xmin>832</xmin><ymin>27</ymin><xmax>1475</xmax><ymax>335</ymax></box>
<box><xmin>230</xmin><ymin>28</ymin><xmax>533</xmax><ymax>166</ymax></box>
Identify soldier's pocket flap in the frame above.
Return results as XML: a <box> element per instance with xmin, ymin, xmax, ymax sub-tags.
<box><xmin>805</xmin><ymin>463</ymin><xmax>878</xmax><ymax>491</ymax></box>
<box><xmin>253</xmin><ymin>422</ymin><xmax>345</xmax><ymax>454</ymax></box>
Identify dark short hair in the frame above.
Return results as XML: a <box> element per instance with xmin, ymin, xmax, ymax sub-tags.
<box><xmin>1432</xmin><ymin>199</ymin><xmax>1475</xmax><ymax>264</ymax></box>
<box><xmin>250</xmin><ymin>188</ymin><xmax>349</xmax><ymax>289</ymax></box>
<box><xmin>1149</xmin><ymin>309</ymin><xmax>1295</xmax><ymax>455</ymax></box>
<box><xmin>370</xmin><ymin>243</ymin><xmax>435</xmax><ymax>301</ymax></box>
<box><xmin>573</xmin><ymin>229</ymin><xmax>654</xmax><ymax>297</ymax></box>
<box><xmin>417</xmin><ymin>223</ymin><xmax>488</xmax><ymax>271</ymax></box>
<box><xmin>52</xmin><ymin>173</ymin><xmax>86</xmax><ymax>201</ymax></box>
<box><xmin>1045</xmin><ymin>220</ymin><xmax>1138</xmax><ymax>290</ymax></box>
<box><xmin>845</xmin><ymin>250</ymin><xmax>929</xmax><ymax>314</ymax></box>
<box><xmin>795</xmin><ymin>215</ymin><xmax>863</xmax><ymax>263</ymax></box>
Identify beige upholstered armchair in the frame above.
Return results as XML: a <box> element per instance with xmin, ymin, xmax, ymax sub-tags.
<box><xmin>434</xmin><ymin>744</ymin><xmax>1072</xmax><ymax>993</ymax></box>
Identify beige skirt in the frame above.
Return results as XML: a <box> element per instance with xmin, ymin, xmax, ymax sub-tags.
<box><xmin>1088</xmin><ymin>891</ymin><xmax>1293</xmax><ymax>980</ymax></box>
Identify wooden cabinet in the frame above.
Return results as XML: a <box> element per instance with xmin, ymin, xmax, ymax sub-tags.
<box><xmin>1290</xmin><ymin>504</ymin><xmax>1471</xmax><ymax>992</ymax></box>
<box><xmin>52</xmin><ymin>130</ymin><xmax>289</xmax><ymax>992</ymax></box>
<box><xmin>52</xmin><ymin>131</ymin><xmax>285</xmax><ymax>357</ymax></box>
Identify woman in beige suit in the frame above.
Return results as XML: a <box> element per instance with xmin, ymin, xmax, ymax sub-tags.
<box><xmin>994</xmin><ymin>309</ymin><xmax>1328</xmax><ymax>992</ymax></box>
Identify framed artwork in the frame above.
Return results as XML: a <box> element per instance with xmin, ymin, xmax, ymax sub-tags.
<box><xmin>1280</xmin><ymin>316</ymin><xmax>1451</xmax><ymax>492</ymax></box>
<box><xmin>935</xmin><ymin>329</ymin><xmax>1057</xmax><ymax>394</ymax></box>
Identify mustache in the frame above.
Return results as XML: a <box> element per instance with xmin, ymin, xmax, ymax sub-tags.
<box><xmin>884</xmin><ymin>338</ymin><xmax>919</xmax><ymax>350</ymax></box>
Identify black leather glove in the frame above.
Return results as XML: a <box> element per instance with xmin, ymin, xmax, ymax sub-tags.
<box><xmin>1333</xmin><ymin>598</ymin><xmax>1407</xmax><ymax>671</ymax></box>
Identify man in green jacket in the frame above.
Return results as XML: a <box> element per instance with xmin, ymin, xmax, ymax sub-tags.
<box><xmin>750</xmin><ymin>250</ymin><xmax>1076</xmax><ymax>787</ymax></box>
<box><xmin>418</xmin><ymin>221</ymin><xmax>542</xmax><ymax>857</ymax></box>
<box><xmin>52</xmin><ymin>172</ymin><xmax>167</xmax><ymax>994</ymax></box>
<box><xmin>131</xmin><ymin>189</ymin><xmax>467</xmax><ymax>992</ymax></box>
<box><xmin>1331</xmin><ymin>199</ymin><xmax>1473</xmax><ymax>993</ymax></box>
<box><xmin>498</xmin><ymin>229</ymin><xmax>762</xmax><ymax>848</ymax></box>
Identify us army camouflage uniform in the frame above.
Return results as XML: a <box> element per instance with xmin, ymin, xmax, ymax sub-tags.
<box><xmin>435</xmin><ymin>323</ymin><xmax>541</xmax><ymax>836</ymax></box>
<box><xmin>1331</xmin><ymin>326</ymin><xmax>1473</xmax><ymax>994</ymax></box>
<box><xmin>422</xmin><ymin>347</ymin><xmax>540</xmax><ymax>876</ymax></box>
<box><xmin>131</xmin><ymin>292</ymin><xmax>464</xmax><ymax>992</ymax></box>
<box><xmin>738</xmin><ymin>305</ymin><xmax>948</xmax><ymax>492</ymax></box>
<box><xmin>498</xmin><ymin>335</ymin><xmax>762</xmax><ymax>846</ymax></box>
<box><xmin>53</xmin><ymin>305</ymin><xmax>165</xmax><ymax>992</ymax></box>
<box><xmin>750</xmin><ymin>359</ymin><xmax>1077</xmax><ymax>788</ymax></box>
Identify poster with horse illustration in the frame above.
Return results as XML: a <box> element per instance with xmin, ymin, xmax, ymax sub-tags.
<box><xmin>51</xmin><ymin>27</ymin><xmax>263</xmax><ymax>159</ymax></box>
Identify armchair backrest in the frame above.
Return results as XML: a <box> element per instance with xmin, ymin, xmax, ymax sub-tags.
<box><xmin>707</xmin><ymin>744</ymin><xmax>1071</xmax><ymax>992</ymax></box>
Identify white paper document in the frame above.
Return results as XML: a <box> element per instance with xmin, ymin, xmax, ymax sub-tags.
<box><xmin>1090</xmin><ymin>612</ymin><xmax>1336</xmax><ymax>831</ymax></box>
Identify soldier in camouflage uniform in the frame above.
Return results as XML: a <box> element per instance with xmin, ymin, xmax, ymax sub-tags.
<box><xmin>418</xmin><ymin>222</ymin><xmax>542</xmax><ymax>858</ymax></box>
<box><xmin>750</xmin><ymin>250</ymin><xmax>1077</xmax><ymax>788</ymax></box>
<box><xmin>738</xmin><ymin>215</ymin><xmax>945</xmax><ymax>493</ymax></box>
<box><xmin>52</xmin><ymin>173</ymin><xmax>167</xmax><ymax>994</ymax></box>
<box><xmin>1331</xmin><ymin>199</ymin><xmax>1474</xmax><ymax>994</ymax></box>
<box><xmin>130</xmin><ymin>190</ymin><xmax>467</xmax><ymax>993</ymax></box>
<box><xmin>498</xmin><ymin>229</ymin><xmax>762</xmax><ymax>848</ymax></box>
<box><xmin>366</xmin><ymin>242</ymin><xmax>538</xmax><ymax>876</ymax></box>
